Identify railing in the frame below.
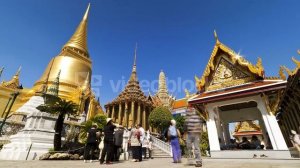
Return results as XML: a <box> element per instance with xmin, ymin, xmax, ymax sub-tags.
<box><xmin>150</xmin><ymin>135</ymin><xmax>172</xmax><ymax>156</ymax></box>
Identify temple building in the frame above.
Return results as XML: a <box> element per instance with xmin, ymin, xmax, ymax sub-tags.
<box><xmin>189</xmin><ymin>32</ymin><xmax>290</xmax><ymax>158</ymax></box>
<box><xmin>150</xmin><ymin>70</ymin><xmax>175</xmax><ymax>109</ymax></box>
<box><xmin>0</xmin><ymin>4</ymin><xmax>103</xmax><ymax>124</ymax></box>
<box><xmin>104</xmin><ymin>47</ymin><xmax>153</xmax><ymax>129</ymax></box>
<box><xmin>232</xmin><ymin>121</ymin><xmax>263</xmax><ymax>143</ymax></box>
<box><xmin>276</xmin><ymin>55</ymin><xmax>300</xmax><ymax>148</ymax></box>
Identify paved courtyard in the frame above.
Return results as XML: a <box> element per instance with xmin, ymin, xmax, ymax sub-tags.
<box><xmin>1</xmin><ymin>158</ymin><xmax>300</xmax><ymax>168</ymax></box>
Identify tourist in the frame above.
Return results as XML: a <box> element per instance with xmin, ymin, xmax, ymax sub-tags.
<box><xmin>137</xmin><ymin>124</ymin><xmax>146</xmax><ymax>160</ymax></box>
<box><xmin>227</xmin><ymin>139</ymin><xmax>238</xmax><ymax>150</ymax></box>
<box><xmin>168</xmin><ymin>119</ymin><xmax>182</xmax><ymax>163</ymax></box>
<box><xmin>128</xmin><ymin>125</ymin><xmax>141</xmax><ymax>162</ymax></box>
<box><xmin>113</xmin><ymin>124</ymin><xmax>124</xmax><ymax>161</ymax></box>
<box><xmin>184</xmin><ymin>108</ymin><xmax>202</xmax><ymax>167</ymax></box>
<box><xmin>100</xmin><ymin>118</ymin><xmax>116</xmax><ymax>165</ymax></box>
<box><xmin>239</xmin><ymin>137</ymin><xmax>251</xmax><ymax>149</ymax></box>
<box><xmin>144</xmin><ymin>130</ymin><xmax>154</xmax><ymax>159</ymax></box>
<box><xmin>84</xmin><ymin>123</ymin><xmax>100</xmax><ymax>163</ymax></box>
<box><xmin>290</xmin><ymin>130</ymin><xmax>300</xmax><ymax>151</ymax></box>
<box><xmin>250</xmin><ymin>135</ymin><xmax>262</xmax><ymax>149</ymax></box>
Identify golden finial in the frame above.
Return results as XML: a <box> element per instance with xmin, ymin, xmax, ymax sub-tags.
<box><xmin>292</xmin><ymin>57</ymin><xmax>300</xmax><ymax>68</ymax></box>
<box><xmin>83</xmin><ymin>3</ymin><xmax>90</xmax><ymax>21</ymax></box>
<box><xmin>63</xmin><ymin>4</ymin><xmax>90</xmax><ymax>57</ymax></box>
<box><xmin>129</xmin><ymin>43</ymin><xmax>138</xmax><ymax>81</ymax></box>
<box><xmin>283</xmin><ymin>66</ymin><xmax>293</xmax><ymax>76</ymax></box>
<box><xmin>184</xmin><ymin>88</ymin><xmax>190</xmax><ymax>98</ymax></box>
<box><xmin>134</xmin><ymin>43</ymin><xmax>137</xmax><ymax>67</ymax></box>
<box><xmin>16</xmin><ymin>66</ymin><xmax>22</xmax><ymax>76</ymax></box>
<box><xmin>279</xmin><ymin>66</ymin><xmax>286</xmax><ymax>80</ymax></box>
<box><xmin>214</xmin><ymin>30</ymin><xmax>219</xmax><ymax>43</ymax></box>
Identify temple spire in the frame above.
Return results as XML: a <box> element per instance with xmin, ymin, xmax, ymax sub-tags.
<box><xmin>46</xmin><ymin>70</ymin><xmax>61</xmax><ymax>97</ymax></box>
<box><xmin>63</xmin><ymin>3</ymin><xmax>90</xmax><ymax>57</ymax></box>
<box><xmin>214</xmin><ymin>30</ymin><xmax>220</xmax><ymax>43</ymax></box>
<box><xmin>129</xmin><ymin>43</ymin><xmax>138</xmax><ymax>81</ymax></box>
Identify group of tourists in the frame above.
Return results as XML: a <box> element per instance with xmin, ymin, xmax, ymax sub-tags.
<box><xmin>221</xmin><ymin>136</ymin><xmax>264</xmax><ymax>150</ymax></box>
<box><xmin>128</xmin><ymin>124</ymin><xmax>153</xmax><ymax>162</ymax></box>
<box><xmin>83</xmin><ymin>107</ymin><xmax>203</xmax><ymax>167</ymax></box>
<box><xmin>83</xmin><ymin>118</ymin><xmax>153</xmax><ymax>165</ymax></box>
<box><xmin>83</xmin><ymin>118</ymin><xmax>125</xmax><ymax>164</ymax></box>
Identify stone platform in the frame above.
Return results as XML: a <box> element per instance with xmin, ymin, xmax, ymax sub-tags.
<box><xmin>0</xmin><ymin>158</ymin><xmax>300</xmax><ymax>168</ymax></box>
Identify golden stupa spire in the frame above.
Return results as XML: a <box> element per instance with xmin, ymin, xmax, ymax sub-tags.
<box><xmin>63</xmin><ymin>3</ymin><xmax>90</xmax><ymax>57</ymax></box>
<box><xmin>129</xmin><ymin>43</ymin><xmax>138</xmax><ymax>81</ymax></box>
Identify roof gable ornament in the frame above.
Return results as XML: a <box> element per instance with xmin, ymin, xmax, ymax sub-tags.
<box><xmin>1</xmin><ymin>66</ymin><xmax>21</xmax><ymax>89</ymax></box>
<box><xmin>195</xmin><ymin>31</ymin><xmax>265</xmax><ymax>92</ymax></box>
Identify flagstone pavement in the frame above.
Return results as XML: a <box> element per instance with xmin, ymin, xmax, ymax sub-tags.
<box><xmin>1</xmin><ymin>158</ymin><xmax>300</xmax><ymax>168</ymax></box>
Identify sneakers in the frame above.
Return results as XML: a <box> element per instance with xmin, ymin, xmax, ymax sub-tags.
<box><xmin>195</xmin><ymin>161</ymin><xmax>202</xmax><ymax>167</ymax></box>
<box><xmin>89</xmin><ymin>160</ymin><xmax>93</xmax><ymax>163</ymax></box>
<box><xmin>84</xmin><ymin>160</ymin><xmax>87</xmax><ymax>163</ymax></box>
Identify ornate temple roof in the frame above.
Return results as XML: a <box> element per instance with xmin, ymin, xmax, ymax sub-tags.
<box><xmin>232</xmin><ymin>121</ymin><xmax>262</xmax><ymax>137</ymax></box>
<box><xmin>1</xmin><ymin>67</ymin><xmax>21</xmax><ymax>90</ymax></box>
<box><xmin>195</xmin><ymin>31</ymin><xmax>265</xmax><ymax>92</ymax></box>
<box><xmin>106</xmin><ymin>46</ymin><xmax>152</xmax><ymax>106</ymax></box>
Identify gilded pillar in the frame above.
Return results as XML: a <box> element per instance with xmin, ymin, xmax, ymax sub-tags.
<box><xmin>118</xmin><ymin>103</ymin><xmax>122</xmax><ymax>124</ymax></box>
<box><xmin>129</xmin><ymin>101</ymin><xmax>135</xmax><ymax>127</ymax></box>
<box><xmin>137</xmin><ymin>103</ymin><xmax>141</xmax><ymax>125</ymax></box>
<box><xmin>142</xmin><ymin>105</ymin><xmax>146</xmax><ymax>129</ymax></box>
<box><xmin>111</xmin><ymin>105</ymin><xmax>115</xmax><ymax>120</ymax></box>
<box><xmin>124</xmin><ymin>102</ymin><xmax>128</xmax><ymax>128</ymax></box>
<box><xmin>107</xmin><ymin>106</ymin><xmax>111</xmax><ymax>118</ymax></box>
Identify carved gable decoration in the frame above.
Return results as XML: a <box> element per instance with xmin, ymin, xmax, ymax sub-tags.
<box><xmin>195</xmin><ymin>40</ymin><xmax>265</xmax><ymax>92</ymax></box>
<box><xmin>207</xmin><ymin>56</ymin><xmax>256</xmax><ymax>91</ymax></box>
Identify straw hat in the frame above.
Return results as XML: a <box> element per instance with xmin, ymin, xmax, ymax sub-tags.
<box><xmin>106</xmin><ymin>118</ymin><xmax>112</xmax><ymax>124</ymax></box>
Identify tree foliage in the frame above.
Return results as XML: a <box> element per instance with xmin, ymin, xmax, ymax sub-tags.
<box><xmin>149</xmin><ymin>106</ymin><xmax>172</xmax><ymax>132</ymax></box>
<box><xmin>200</xmin><ymin>131</ymin><xmax>209</xmax><ymax>156</ymax></box>
<box><xmin>174</xmin><ymin>115</ymin><xmax>185</xmax><ymax>134</ymax></box>
<box><xmin>37</xmin><ymin>95</ymin><xmax>78</xmax><ymax>151</ymax></box>
<box><xmin>79</xmin><ymin>113</ymin><xmax>107</xmax><ymax>143</ymax></box>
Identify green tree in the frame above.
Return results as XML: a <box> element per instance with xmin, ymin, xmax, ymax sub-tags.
<box><xmin>149</xmin><ymin>106</ymin><xmax>172</xmax><ymax>133</ymax></box>
<box><xmin>79</xmin><ymin>114</ymin><xmax>107</xmax><ymax>143</ymax></box>
<box><xmin>37</xmin><ymin>96</ymin><xmax>78</xmax><ymax>151</ymax></box>
<box><xmin>200</xmin><ymin>131</ymin><xmax>209</xmax><ymax>156</ymax></box>
<box><xmin>174</xmin><ymin>115</ymin><xmax>185</xmax><ymax>134</ymax></box>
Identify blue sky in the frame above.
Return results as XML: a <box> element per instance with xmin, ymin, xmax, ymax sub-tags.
<box><xmin>0</xmin><ymin>0</ymin><xmax>300</xmax><ymax>106</ymax></box>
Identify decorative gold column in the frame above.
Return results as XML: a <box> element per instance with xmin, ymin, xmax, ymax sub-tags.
<box><xmin>111</xmin><ymin>105</ymin><xmax>115</xmax><ymax>120</ymax></box>
<box><xmin>124</xmin><ymin>102</ymin><xmax>128</xmax><ymax>127</ymax></box>
<box><xmin>129</xmin><ymin>101</ymin><xmax>135</xmax><ymax>127</ymax></box>
<box><xmin>137</xmin><ymin>103</ymin><xmax>141</xmax><ymax>125</ymax></box>
<box><xmin>118</xmin><ymin>103</ymin><xmax>122</xmax><ymax>124</ymax></box>
<box><xmin>107</xmin><ymin>107</ymin><xmax>111</xmax><ymax>118</ymax></box>
<box><xmin>142</xmin><ymin>105</ymin><xmax>146</xmax><ymax>129</ymax></box>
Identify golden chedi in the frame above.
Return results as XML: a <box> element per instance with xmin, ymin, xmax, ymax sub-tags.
<box><xmin>1</xmin><ymin>4</ymin><xmax>102</xmax><ymax>122</ymax></box>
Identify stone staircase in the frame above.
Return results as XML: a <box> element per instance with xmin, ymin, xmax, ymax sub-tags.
<box><xmin>150</xmin><ymin>135</ymin><xmax>172</xmax><ymax>158</ymax></box>
<box><xmin>151</xmin><ymin>145</ymin><xmax>172</xmax><ymax>158</ymax></box>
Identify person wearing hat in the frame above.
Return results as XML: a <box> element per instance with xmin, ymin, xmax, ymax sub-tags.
<box><xmin>84</xmin><ymin>123</ymin><xmax>100</xmax><ymax>163</ymax></box>
<box><xmin>100</xmin><ymin>118</ymin><xmax>116</xmax><ymax>164</ymax></box>
<box><xmin>113</xmin><ymin>124</ymin><xmax>124</xmax><ymax>161</ymax></box>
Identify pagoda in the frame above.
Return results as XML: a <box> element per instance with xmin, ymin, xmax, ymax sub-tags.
<box><xmin>105</xmin><ymin>46</ymin><xmax>153</xmax><ymax>129</ymax></box>
<box><xmin>150</xmin><ymin>70</ymin><xmax>175</xmax><ymax>109</ymax></box>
